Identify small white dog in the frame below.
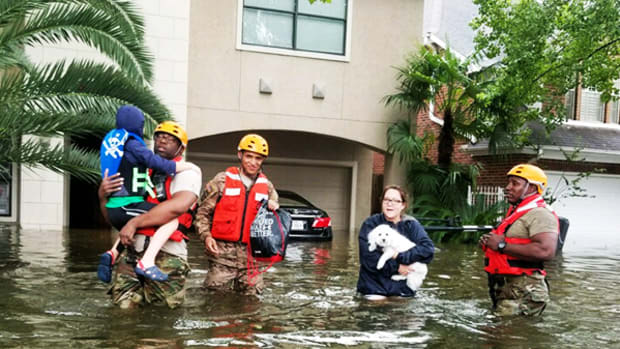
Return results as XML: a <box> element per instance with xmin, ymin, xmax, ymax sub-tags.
<box><xmin>367</xmin><ymin>224</ymin><xmax>428</xmax><ymax>291</ymax></box>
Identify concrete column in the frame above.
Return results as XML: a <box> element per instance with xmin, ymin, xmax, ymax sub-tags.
<box><xmin>383</xmin><ymin>153</ymin><xmax>408</xmax><ymax>189</ymax></box>
<box><xmin>352</xmin><ymin>147</ymin><xmax>374</xmax><ymax>230</ymax></box>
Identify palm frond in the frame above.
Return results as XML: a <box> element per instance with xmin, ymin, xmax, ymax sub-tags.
<box><xmin>4</xmin><ymin>138</ymin><xmax>100</xmax><ymax>183</ymax></box>
<box><xmin>1</xmin><ymin>59</ymin><xmax>171</xmax><ymax>132</ymax></box>
<box><xmin>0</xmin><ymin>0</ymin><xmax>165</xmax><ymax>183</ymax></box>
<box><xmin>79</xmin><ymin>0</ymin><xmax>145</xmax><ymax>39</ymax></box>
<box><xmin>0</xmin><ymin>1</ymin><xmax>152</xmax><ymax>82</ymax></box>
<box><xmin>386</xmin><ymin>119</ymin><xmax>431</xmax><ymax>164</ymax></box>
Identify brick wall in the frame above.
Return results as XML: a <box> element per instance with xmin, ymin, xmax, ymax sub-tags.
<box><xmin>372</xmin><ymin>152</ymin><xmax>385</xmax><ymax>175</ymax></box>
<box><xmin>415</xmin><ymin>109</ymin><xmax>474</xmax><ymax>165</ymax></box>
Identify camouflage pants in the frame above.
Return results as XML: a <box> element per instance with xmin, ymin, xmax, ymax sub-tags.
<box><xmin>204</xmin><ymin>240</ymin><xmax>264</xmax><ymax>296</ymax></box>
<box><xmin>489</xmin><ymin>273</ymin><xmax>550</xmax><ymax>316</ymax></box>
<box><xmin>109</xmin><ymin>249</ymin><xmax>190</xmax><ymax>309</ymax></box>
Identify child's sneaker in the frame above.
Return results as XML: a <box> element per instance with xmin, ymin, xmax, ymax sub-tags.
<box><xmin>97</xmin><ymin>250</ymin><xmax>115</xmax><ymax>283</ymax></box>
<box><xmin>134</xmin><ymin>260</ymin><xmax>168</xmax><ymax>282</ymax></box>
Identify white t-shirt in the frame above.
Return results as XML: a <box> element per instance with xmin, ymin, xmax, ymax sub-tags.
<box><xmin>133</xmin><ymin>165</ymin><xmax>202</xmax><ymax>260</ymax></box>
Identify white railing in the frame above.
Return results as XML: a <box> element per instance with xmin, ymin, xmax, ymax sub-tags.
<box><xmin>467</xmin><ymin>185</ymin><xmax>505</xmax><ymax>208</ymax></box>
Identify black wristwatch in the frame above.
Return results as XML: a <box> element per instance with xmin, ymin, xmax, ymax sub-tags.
<box><xmin>498</xmin><ymin>241</ymin><xmax>507</xmax><ymax>254</ymax></box>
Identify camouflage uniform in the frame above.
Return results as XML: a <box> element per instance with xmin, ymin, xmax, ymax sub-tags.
<box><xmin>194</xmin><ymin>170</ymin><xmax>277</xmax><ymax>296</ymax></box>
<box><xmin>109</xmin><ymin>243</ymin><xmax>190</xmax><ymax>309</ymax></box>
<box><xmin>489</xmin><ymin>273</ymin><xmax>550</xmax><ymax>316</ymax></box>
<box><xmin>488</xmin><ymin>207</ymin><xmax>558</xmax><ymax>316</ymax></box>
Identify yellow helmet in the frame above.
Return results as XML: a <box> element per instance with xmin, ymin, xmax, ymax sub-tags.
<box><xmin>237</xmin><ymin>133</ymin><xmax>269</xmax><ymax>156</ymax></box>
<box><xmin>154</xmin><ymin>121</ymin><xmax>187</xmax><ymax>146</ymax></box>
<box><xmin>507</xmin><ymin>164</ymin><xmax>547</xmax><ymax>194</ymax></box>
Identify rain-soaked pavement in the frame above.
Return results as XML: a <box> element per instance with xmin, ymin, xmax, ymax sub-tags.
<box><xmin>1</xmin><ymin>225</ymin><xmax>619</xmax><ymax>348</ymax></box>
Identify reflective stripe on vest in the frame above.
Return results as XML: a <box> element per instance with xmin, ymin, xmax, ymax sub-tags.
<box><xmin>136</xmin><ymin>156</ymin><xmax>193</xmax><ymax>242</ymax></box>
<box><xmin>484</xmin><ymin>194</ymin><xmax>558</xmax><ymax>276</ymax></box>
<box><xmin>211</xmin><ymin>167</ymin><xmax>270</xmax><ymax>243</ymax></box>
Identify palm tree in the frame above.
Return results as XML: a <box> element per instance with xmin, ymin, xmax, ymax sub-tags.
<box><xmin>0</xmin><ymin>0</ymin><xmax>171</xmax><ymax>183</ymax></box>
<box><xmin>384</xmin><ymin>46</ymin><xmax>486</xmax><ymax>169</ymax></box>
<box><xmin>383</xmin><ymin>47</ymin><xmax>512</xmax><ymax>228</ymax></box>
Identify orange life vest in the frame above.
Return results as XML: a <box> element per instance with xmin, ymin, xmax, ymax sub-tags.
<box><xmin>484</xmin><ymin>194</ymin><xmax>558</xmax><ymax>276</ymax></box>
<box><xmin>211</xmin><ymin>167</ymin><xmax>270</xmax><ymax>244</ymax></box>
<box><xmin>136</xmin><ymin>156</ymin><xmax>193</xmax><ymax>242</ymax></box>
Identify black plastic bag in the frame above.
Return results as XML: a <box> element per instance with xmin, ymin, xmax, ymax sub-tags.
<box><xmin>249</xmin><ymin>200</ymin><xmax>291</xmax><ymax>262</ymax></box>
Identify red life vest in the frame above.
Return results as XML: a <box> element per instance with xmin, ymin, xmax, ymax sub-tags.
<box><xmin>484</xmin><ymin>194</ymin><xmax>559</xmax><ymax>276</ymax></box>
<box><xmin>211</xmin><ymin>167</ymin><xmax>270</xmax><ymax>244</ymax></box>
<box><xmin>136</xmin><ymin>156</ymin><xmax>193</xmax><ymax>242</ymax></box>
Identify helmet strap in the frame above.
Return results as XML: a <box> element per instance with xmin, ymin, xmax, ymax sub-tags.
<box><xmin>173</xmin><ymin>143</ymin><xmax>184</xmax><ymax>158</ymax></box>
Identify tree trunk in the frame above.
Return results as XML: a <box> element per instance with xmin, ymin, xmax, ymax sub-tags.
<box><xmin>437</xmin><ymin>109</ymin><xmax>454</xmax><ymax>169</ymax></box>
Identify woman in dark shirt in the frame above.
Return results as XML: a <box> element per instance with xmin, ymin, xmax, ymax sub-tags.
<box><xmin>357</xmin><ymin>185</ymin><xmax>435</xmax><ymax>299</ymax></box>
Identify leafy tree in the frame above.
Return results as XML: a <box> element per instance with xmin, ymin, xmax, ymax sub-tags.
<box><xmin>472</xmin><ymin>0</ymin><xmax>620</xmax><ymax>120</ymax></box>
<box><xmin>384</xmin><ymin>1</ymin><xmax>619</xmax><ymax>233</ymax></box>
<box><xmin>0</xmin><ymin>0</ymin><xmax>171</xmax><ymax>183</ymax></box>
<box><xmin>384</xmin><ymin>47</ymin><xmax>478</xmax><ymax>168</ymax></box>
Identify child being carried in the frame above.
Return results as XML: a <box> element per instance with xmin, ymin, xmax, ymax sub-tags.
<box><xmin>98</xmin><ymin>105</ymin><xmax>197</xmax><ymax>283</ymax></box>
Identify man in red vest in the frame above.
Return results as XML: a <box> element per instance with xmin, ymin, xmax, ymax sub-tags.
<box><xmin>194</xmin><ymin>133</ymin><xmax>279</xmax><ymax>295</ymax></box>
<box><xmin>98</xmin><ymin>121</ymin><xmax>201</xmax><ymax>308</ymax></box>
<box><xmin>479</xmin><ymin>164</ymin><xmax>559</xmax><ymax>316</ymax></box>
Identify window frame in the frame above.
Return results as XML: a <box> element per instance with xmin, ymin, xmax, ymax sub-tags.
<box><xmin>236</xmin><ymin>0</ymin><xmax>353</xmax><ymax>62</ymax></box>
<box><xmin>610</xmin><ymin>80</ymin><xmax>620</xmax><ymax>124</ymax></box>
<box><xmin>0</xmin><ymin>163</ymin><xmax>17</xmax><ymax>222</ymax></box>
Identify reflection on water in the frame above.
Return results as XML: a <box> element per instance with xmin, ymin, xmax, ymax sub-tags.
<box><xmin>1</xmin><ymin>225</ymin><xmax>619</xmax><ymax>348</ymax></box>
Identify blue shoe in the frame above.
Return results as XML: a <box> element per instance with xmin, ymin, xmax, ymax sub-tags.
<box><xmin>135</xmin><ymin>261</ymin><xmax>168</xmax><ymax>282</ymax></box>
<box><xmin>97</xmin><ymin>251</ymin><xmax>113</xmax><ymax>283</ymax></box>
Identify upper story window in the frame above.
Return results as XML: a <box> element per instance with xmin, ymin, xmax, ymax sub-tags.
<box><xmin>610</xmin><ymin>80</ymin><xmax>620</xmax><ymax>124</ymax></box>
<box><xmin>565</xmin><ymin>89</ymin><xmax>576</xmax><ymax>119</ymax></box>
<box><xmin>239</xmin><ymin>0</ymin><xmax>349</xmax><ymax>60</ymax></box>
<box><xmin>580</xmin><ymin>88</ymin><xmax>605</xmax><ymax>122</ymax></box>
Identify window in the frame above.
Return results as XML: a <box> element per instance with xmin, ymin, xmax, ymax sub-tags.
<box><xmin>565</xmin><ymin>89</ymin><xmax>576</xmax><ymax>119</ymax></box>
<box><xmin>610</xmin><ymin>100</ymin><xmax>619</xmax><ymax>124</ymax></box>
<box><xmin>0</xmin><ymin>164</ymin><xmax>12</xmax><ymax>217</ymax></box>
<box><xmin>580</xmin><ymin>88</ymin><xmax>605</xmax><ymax>122</ymax></box>
<box><xmin>610</xmin><ymin>80</ymin><xmax>620</xmax><ymax>124</ymax></box>
<box><xmin>240</xmin><ymin>0</ymin><xmax>348</xmax><ymax>56</ymax></box>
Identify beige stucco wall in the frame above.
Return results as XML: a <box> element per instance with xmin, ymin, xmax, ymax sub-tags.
<box><xmin>186</xmin><ymin>0</ymin><xmax>423</xmax><ymax>228</ymax></box>
<box><xmin>187</xmin><ymin>0</ymin><xmax>424</xmax><ymax>150</ymax></box>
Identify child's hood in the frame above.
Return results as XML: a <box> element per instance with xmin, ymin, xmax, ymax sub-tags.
<box><xmin>115</xmin><ymin>105</ymin><xmax>144</xmax><ymax>138</ymax></box>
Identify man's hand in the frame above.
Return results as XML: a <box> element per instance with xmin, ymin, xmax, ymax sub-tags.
<box><xmin>119</xmin><ymin>219</ymin><xmax>138</xmax><ymax>245</ymax></box>
<box><xmin>99</xmin><ymin>169</ymin><xmax>123</xmax><ymax>199</ymax></box>
<box><xmin>205</xmin><ymin>237</ymin><xmax>219</xmax><ymax>255</ymax></box>
<box><xmin>480</xmin><ymin>233</ymin><xmax>503</xmax><ymax>251</ymax></box>
<box><xmin>267</xmin><ymin>199</ymin><xmax>279</xmax><ymax>211</ymax></box>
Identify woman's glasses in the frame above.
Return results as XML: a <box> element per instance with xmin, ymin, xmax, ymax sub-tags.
<box><xmin>382</xmin><ymin>198</ymin><xmax>403</xmax><ymax>205</ymax></box>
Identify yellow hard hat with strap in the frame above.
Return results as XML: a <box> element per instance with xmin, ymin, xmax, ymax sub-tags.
<box><xmin>238</xmin><ymin>134</ymin><xmax>269</xmax><ymax>156</ymax></box>
<box><xmin>507</xmin><ymin>164</ymin><xmax>547</xmax><ymax>194</ymax></box>
<box><xmin>154</xmin><ymin>121</ymin><xmax>187</xmax><ymax>146</ymax></box>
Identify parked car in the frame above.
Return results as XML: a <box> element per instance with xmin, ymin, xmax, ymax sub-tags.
<box><xmin>278</xmin><ymin>190</ymin><xmax>333</xmax><ymax>241</ymax></box>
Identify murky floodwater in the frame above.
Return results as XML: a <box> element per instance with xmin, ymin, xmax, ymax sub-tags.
<box><xmin>1</xmin><ymin>226</ymin><xmax>619</xmax><ymax>348</ymax></box>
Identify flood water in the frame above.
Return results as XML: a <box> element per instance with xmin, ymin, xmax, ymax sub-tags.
<box><xmin>1</xmin><ymin>226</ymin><xmax>619</xmax><ymax>348</ymax></box>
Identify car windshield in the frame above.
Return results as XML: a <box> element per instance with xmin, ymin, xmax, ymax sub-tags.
<box><xmin>278</xmin><ymin>191</ymin><xmax>314</xmax><ymax>208</ymax></box>
<box><xmin>279</xmin><ymin>196</ymin><xmax>310</xmax><ymax>208</ymax></box>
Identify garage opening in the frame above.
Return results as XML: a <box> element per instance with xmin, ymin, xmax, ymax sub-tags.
<box><xmin>188</xmin><ymin>155</ymin><xmax>353</xmax><ymax>231</ymax></box>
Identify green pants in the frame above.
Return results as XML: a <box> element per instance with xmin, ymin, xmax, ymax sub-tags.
<box><xmin>488</xmin><ymin>273</ymin><xmax>550</xmax><ymax>316</ymax></box>
<box><xmin>204</xmin><ymin>240</ymin><xmax>264</xmax><ymax>296</ymax></box>
<box><xmin>109</xmin><ymin>249</ymin><xmax>190</xmax><ymax>309</ymax></box>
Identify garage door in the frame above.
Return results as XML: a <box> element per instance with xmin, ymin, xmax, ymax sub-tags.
<box><xmin>188</xmin><ymin>156</ymin><xmax>351</xmax><ymax>231</ymax></box>
<box><xmin>546</xmin><ymin>171</ymin><xmax>620</xmax><ymax>253</ymax></box>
